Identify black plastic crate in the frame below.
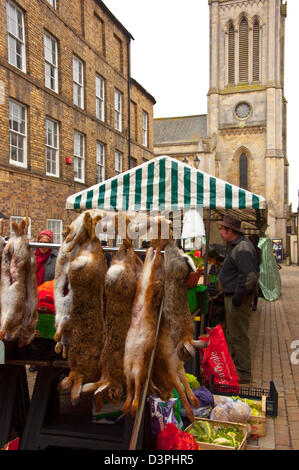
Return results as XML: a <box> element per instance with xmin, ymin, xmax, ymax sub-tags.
<box><xmin>209</xmin><ymin>375</ymin><xmax>278</xmax><ymax>417</ymax></box>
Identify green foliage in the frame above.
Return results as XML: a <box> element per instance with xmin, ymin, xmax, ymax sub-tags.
<box><xmin>186</xmin><ymin>250</ymin><xmax>204</xmax><ymax>269</ymax></box>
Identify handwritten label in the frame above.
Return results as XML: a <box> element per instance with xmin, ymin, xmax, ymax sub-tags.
<box><xmin>0</xmin><ymin>340</ymin><xmax>4</xmax><ymax>364</ymax></box>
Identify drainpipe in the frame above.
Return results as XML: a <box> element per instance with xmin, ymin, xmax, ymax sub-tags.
<box><xmin>127</xmin><ymin>38</ymin><xmax>131</xmax><ymax>169</ymax></box>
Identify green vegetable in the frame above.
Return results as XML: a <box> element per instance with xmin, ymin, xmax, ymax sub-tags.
<box><xmin>185</xmin><ymin>373</ymin><xmax>200</xmax><ymax>389</ymax></box>
<box><xmin>187</xmin><ymin>422</ymin><xmax>244</xmax><ymax>449</ymax></box>
<box><xmin>186</xmin><ymin>250</ymin><xmax>204</xmax><ymax>269</ymax></box>
<box><xmin>213</xmin><ymin>437</ymin><xmax>232</xmax><ymax>446</ymax></box>
<box><xmin>232</xmin><ymin>396</ymin><xmax>262</xmax><ymax>416</ymax></box>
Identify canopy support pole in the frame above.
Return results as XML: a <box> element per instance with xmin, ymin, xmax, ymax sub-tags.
<box><xmin>201</xmin><ymin>209</ymin><xmax>211</xmax><ymax>335</ymax></box>
<box><xmin>129</xmin><ymin>296</ymin><xmax>165</xmax><ymax>450</ymax></box>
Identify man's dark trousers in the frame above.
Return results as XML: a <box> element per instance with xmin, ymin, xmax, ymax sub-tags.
<box><xmin>224</xmin><ymin>294</ymin><xmax>254</xmax><ymax>382</ymax></box>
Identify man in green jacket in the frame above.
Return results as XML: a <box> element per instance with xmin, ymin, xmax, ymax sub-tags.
<box><xmin>218</xmin><ymin>215</ymin><xmax>258</xmax><ymax>384</ymax></box>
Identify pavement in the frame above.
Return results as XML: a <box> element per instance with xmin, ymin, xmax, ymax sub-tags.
<box><xmin>248</xmin><ymin>263</ymin><xmax>299</xmax><ymax>450</ymax></box>
<box><xmin>25</xmin><ymin>264</ymin><xmax>299</xmax><ymax>450</ymax></box>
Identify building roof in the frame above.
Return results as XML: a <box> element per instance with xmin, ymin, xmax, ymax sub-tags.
<box><xmin>154</xmin><ymin>114</ymin><xmax>208</xmax><ymax>144</ymax></box>
<box><xmin>97</xmin><ymin>0</ymin><xmax>134</xmax><ymax>40</ymax></box>
<box><xmin>130</xmin><ymin>78</ymin><xmax>156</xmax><ymax>104</ymax></box>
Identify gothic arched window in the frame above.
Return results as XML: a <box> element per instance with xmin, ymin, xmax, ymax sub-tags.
<box><xmin>228</xmin><ymin>23</ymin><xmax>235</xmax><ymax>84</ymax></box>
<box><xmin>239</xmin><ymin>18</ymin><xmax>249</xmax><ymax>82</ymax></box>
<box><xmin>253</xmin><ymin>20</ymin><xmax>260</xmax><ymax>82</ymax></box>
<box><xmin>239</xmin><ymin>153</ymin><xmax>248</xmax><ymax>189</ymax></box>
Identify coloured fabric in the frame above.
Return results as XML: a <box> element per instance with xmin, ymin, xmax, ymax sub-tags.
<box><xmin>38</xmin><ymin>279</ymin><xmax>55</xmax><ymax>314</ymax></box>
<box><xmin>258</xmin><ymin>237</ymin><xmax>281</xmax><ymax>301</ymax></box>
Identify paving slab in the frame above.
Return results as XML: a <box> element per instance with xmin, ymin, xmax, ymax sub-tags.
<box><xmin>249</xmin><ymin>264</ymin><xmax>299</xmax><ymax>450</ymax></box>
<box><xmin>258</xmin><ymin>418</ymin><xmax>275</xmax><ymax>450</ymax></box>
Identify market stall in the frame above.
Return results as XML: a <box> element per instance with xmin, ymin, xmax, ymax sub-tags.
<box><xmin>66</xmin><ymin>155</ymin><xmax>268</xmax><ymax>328</ymax></box>
<box><xmin>65</xmin><ymin>156</ymin><xmax>269</xmax><ymax>445</ymax></box>
<box><xmin>66</xmin><ymin>154</ymin><xmax>267</xmax><ymax>276</ymax></box>
<box><xmin>0</xmin><ymin>156</ymin><xmax>270</xmax><ymax>451</ymax></box>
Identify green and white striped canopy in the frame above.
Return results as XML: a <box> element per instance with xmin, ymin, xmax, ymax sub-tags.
<box><xmin>66</xmin><ymin>156</ymin><xmax>267</xmax><ymax>212</ymax></box>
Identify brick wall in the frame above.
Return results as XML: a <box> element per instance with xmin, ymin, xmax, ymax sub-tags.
<box><xmin>0</xmin><ymin>0</ymin><xmax>156</xmax><ymax>240</ymax></box>
<box><xmin>130</xmin><ymin>78</ymin><xmax>156</xmax><ymax>165</ymax></box>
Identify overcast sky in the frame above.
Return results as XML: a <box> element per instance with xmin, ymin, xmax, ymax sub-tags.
<box><xmin>104</xmin><ymin>0</ymin><xmax>298</xmax><ymax>210</ymax></box>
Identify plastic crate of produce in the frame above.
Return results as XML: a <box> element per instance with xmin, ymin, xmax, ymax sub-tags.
<box><xmin>209</xmin><ymin>375</ymin><xmax>278</xmax><ymax>418</ymax></box>
<box><xmin>184</xmin><ymin>417</ymin><xmax>248</xmax><ymax>450</ymax></box>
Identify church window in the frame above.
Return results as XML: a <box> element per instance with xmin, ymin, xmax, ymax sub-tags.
<box><xmin>253</xmin><ymin>20</ymin><xmax>260</xmax><ymax>82</ymax></box>
<box><xmin>228</xmin><ymin>23</ymin><xmax>235</xmax><ymax>84</ymax></box>
<box><xmin>239</xmin><ymin>153</ymin><xmax>248</xmax><ymax>189</ymax></box>
<box><xmin>239</xmin><ymin>18</ymin><xmax>249</xmax><ymax>83</ymax></box>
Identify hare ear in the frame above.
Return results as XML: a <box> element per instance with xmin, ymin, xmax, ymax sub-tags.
<box><xmin>0</xmin><ymin>219</ymin><xmax>3</xmax><ymax>236</ymax></box>
<box><xmin>83</xmin><ymin>212</ymin><xmax>93</xmax><ymax>238</ymax></box>
<box><xmin>19</xmin><ymin>219</ymin><xmax>27</xmax><ymax>236</ymax></box>
<box><xmin>12</xmin><ymin>221</ymin><xmax>19</xmax><ymax>235</ymax></box>
<box><xmin>92</xmin><ymin>214</ymin><xmax>103</xmax><ymax>241</ymax></box>
<box><xmin>161</xmin><ymin>216</ymin><xmax>172</xmax><ymax>240</ymax></box>
<box><xmin>23</xmin><ymin>217</ymin><xmax>30</xmax><ymax>235</ymax></box>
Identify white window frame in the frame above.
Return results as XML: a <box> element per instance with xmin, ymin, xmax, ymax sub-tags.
<box><xmin>96</xmin><ymin>74</ymin><xmax>105</xmax><ymax>121</ymax></box>
<box><xmin>142</xmin><ymin>110</ymin><xmax>148</xmax><ymax>147</ymax></box>
<box><xmin>115</xmin><ymin>150</ymin><xmax>123</xmax><ymax>175</ymax></box>
<box><xmin>74</xmin><ymin>131</ymin><xmax>85</xmax><ymax>183</ymax></box>
<box><xmin>10</xmin><ymin>216</ymin><xmax>31</xmax><ymax>238</ymax></box>
<box><xmin>73</xmin><ymin>56</ymin><xmax>84</xmax><ymax>109</ymax></box>
<box><xmin>46</xmin><ymin>0</ymin><xmax>56</xmax><ymax>8</ymax></box>
<box><xmin>44</xmin><ymin>32</ymin><xmax>58</xmax><ymax>92</ymax></box>
<box><xmin>47</xmin><ymin>219</ymin><xmax>62</xmax><ymax>244</ymax></box>
<box><xmin>9</xmin><ymin>99</ymin><xmax>27</xmax><ymax>168</ymax></box>
<box><xmin>96</xmin><ymin>142</ymin><xmax>105</xmax><ymax>183</ymax></box>
<box><xmin>45</xmin><ymin>117</ymin><xmax>59</xmax><ymax>177</ymax></box>
<box><xmin>6</xmin><ymin>0</ymin><xmax>26</xmax><ymax>72</ymax></box>
<box><xmin>114</xmin><ymin>89</ymin><xmax>123</xmax><ymax>132</ymax></box>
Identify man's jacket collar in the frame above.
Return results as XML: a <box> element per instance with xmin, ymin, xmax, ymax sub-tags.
<box><xmin>228</xmin><ymin>234</ymin><xmax>244</xmax><ymax>247</ymax></box>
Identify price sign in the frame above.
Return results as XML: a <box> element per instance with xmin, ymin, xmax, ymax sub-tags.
<box><xmin>0</xmin><ymin>340</ymin><xmax>4</xmax><ymax>364</ymax></box>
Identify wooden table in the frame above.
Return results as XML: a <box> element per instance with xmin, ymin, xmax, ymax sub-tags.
<box><xmin>0</xmin><ymin>349</ymin><xmax>141</xmax><ymax>450</ymax></box>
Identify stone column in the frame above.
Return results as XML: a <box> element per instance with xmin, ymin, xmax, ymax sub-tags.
<box><xmin>209</xmin><ymin>0</ymin><xmax>219</xmax><ymax>91</ymax></box>
<box><xmin>207</xmin><ymin>1</ymin><xmax>220</xmax><ymax>144</ymax></box>
<box><xmin>267</xmin><ymin>0</ymin><xmax>276</xmax><ymax>84</ymax></box>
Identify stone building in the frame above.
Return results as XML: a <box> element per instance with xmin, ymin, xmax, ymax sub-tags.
<box><xmin>0</xmin><ymin>0</ymin><xmax>155</xmax><ymax>241</ymax></box>
<box><xmin>154</xmin><ymin>0</ymin><xmax>289</xmax><ymax>250</ymax></box>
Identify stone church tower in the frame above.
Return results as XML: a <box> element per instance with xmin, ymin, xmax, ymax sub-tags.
<box><xmin>208</xmin><ymin>0</ymin><xmax>288</xmax><ymax>244</ymax></box>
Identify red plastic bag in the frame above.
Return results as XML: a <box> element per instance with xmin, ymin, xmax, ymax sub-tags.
<box><xmin>156</xmin><ymin>423</ymin><xmax>199</xmax><ymax>450</ymax></box>
<box><xmin>199</xmin><ymin>324</ymin><xmax>239</xmax><ymax>387</ymax></box>
<box><xmin>1</xmin><ymin>437</ymin><xmax>20</xmax><ymax>450</ymax></box>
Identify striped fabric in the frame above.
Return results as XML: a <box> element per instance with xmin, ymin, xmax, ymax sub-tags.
<box><xmin>66</xmin><ymin>156</ymin><xmax>267</xmax><ymax>212</ymax></box>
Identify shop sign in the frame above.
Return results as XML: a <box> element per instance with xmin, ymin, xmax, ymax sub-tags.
<box><xmin>272</xmin><ymin>238</ymin><xmax>283</xmax><ymax>262</ymax></box>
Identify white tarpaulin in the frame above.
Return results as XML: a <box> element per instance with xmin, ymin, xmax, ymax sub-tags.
<box><xmin>181</xmin><ymin>208</ymin><xmax>205</xmax><ymax>239</ymax></box>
